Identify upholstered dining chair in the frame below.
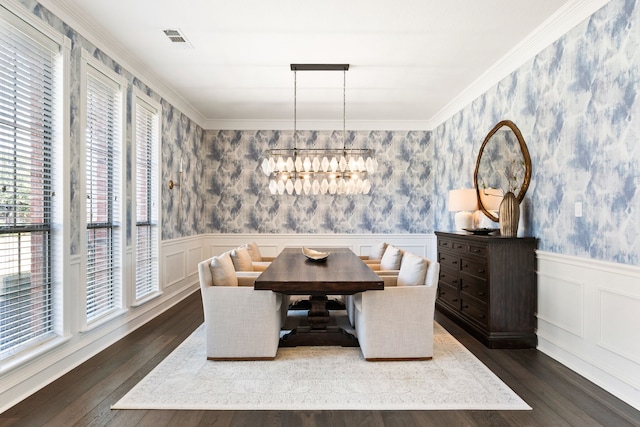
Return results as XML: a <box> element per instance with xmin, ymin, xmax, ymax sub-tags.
<box><xmin>346</xmin><ymin>244</ymin><xmax>403</xmax><ymax>326</ymax></box>
<box><xmin>198</xmin><ymin>252</ymin><xmax>285</xmax><ymax>360</ymax></box>
<box><xmin>353</xmin><ymin>252</ymin><xmax>440</xmax><ymax>361</ymax></box>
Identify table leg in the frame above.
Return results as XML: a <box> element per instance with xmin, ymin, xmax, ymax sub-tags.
<box><xmin>308</xmin><ymin>296</ymin><xmax>330</xmax><ymax>329</ymax></box>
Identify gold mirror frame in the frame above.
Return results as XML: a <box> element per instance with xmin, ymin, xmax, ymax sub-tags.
<box><xmin>473</xmin><ymin>120</ymin><xmax>532</xmax><ymax>222</ymax></box>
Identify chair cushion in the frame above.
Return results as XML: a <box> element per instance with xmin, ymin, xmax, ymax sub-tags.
<box><xmin>209</xmin><ymin>252</ymin><xmax>238</xmax><ymax>286</ymax></box>
<box><xmin>244</xmin><ymin>242</ymin><xmax>263</xmax><ymax>262</ymax></box>
<box><xmin>369</xmin><ymin>241</ymin><xmax>387</xmax><ymax>260</ymax></box>
<box><xmin>397</xmin><ymin>252</ymin><xmax>428</xmax><ymax>286</ymax></box>
<box><xmin>231</xmin><ymin>246</ymin><xmax>254</xmax><ymax>271</ymax></box>
<box><xmin>380</xmin><ymin>245</ymin><xmax>402</xmax><ymax>270</ymax></box>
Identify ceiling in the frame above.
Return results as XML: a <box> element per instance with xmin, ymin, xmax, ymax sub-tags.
<box><xmin>43</xmin><ymin>0</ymin><xmax>605</xmax><ymax>130</ymax></box>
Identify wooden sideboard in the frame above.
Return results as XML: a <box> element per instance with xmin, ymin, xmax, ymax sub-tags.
<box><xmin>434</xmin><ymin>231</ymin><xmax>538</xmax><ymax>348</ymax></box>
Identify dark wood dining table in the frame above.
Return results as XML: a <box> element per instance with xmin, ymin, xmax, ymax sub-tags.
<box><xmin>254</xmin><ymin>247</ymin><xmax>384</xmax><ymax>346</ymax></box>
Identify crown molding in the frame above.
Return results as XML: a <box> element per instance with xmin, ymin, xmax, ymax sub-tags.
<box><xmin>38</xmin><ymin>0</ymin><xmax>207</xmax><ymax>128</ymax></box>
<box><xmin>203</xmin><ymin>119</ymin><xmax>433</xmax><ymax>132</ymax></box>
<box><xmin>36</xmin><ymin>0</ymin><xmax>610</xmax><ymax>133</ymax></box>
<box><xmin>429</xmin><ymin>0</ymin><xmax>612</xmax><ymax>130</ymax></box>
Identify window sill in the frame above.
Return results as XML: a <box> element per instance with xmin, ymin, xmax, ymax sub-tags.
<box><xmin>0</xmin><ymin>334</ymin><xmax>71</xmax><ymax>376</ymax></box>
<box><xmin>131</xmin><ymin>291</ymin><xmax>163</xmax><ymax>308</ymax></box>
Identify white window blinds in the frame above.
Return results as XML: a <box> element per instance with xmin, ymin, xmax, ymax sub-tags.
<box><xmin>134</xmin><ymin>97</ymin><xmax>159</xmax><ymax>300</ymax></box>
<box><xmin>85</xmin><ymin>67</ymin><xmax>121</xmax><ymax>322</ymax></box>
<box><xmin>0</xmin><ymin>11</ymin><xmax>58</xmax><ymax>357</ymax></box>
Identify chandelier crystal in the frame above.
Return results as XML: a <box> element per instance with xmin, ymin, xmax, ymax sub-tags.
<box><xmin>261</xmin><ymin>64</ymin><xmax>377</xmax><ymax>195</ymax></box>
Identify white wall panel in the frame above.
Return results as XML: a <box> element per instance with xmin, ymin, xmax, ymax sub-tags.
<box><xmin>598</xmin><ymin>290</ymin><xmax>640</xmax><ymax>364</ymax></box>
<box><xmin>537</xmin><ymin>272</ymin><xmax>584</xmax><ymax>337</ymax></box>
<box><xmin>537</xmin><ymin>251</ymin><xmax>640</xmax><ymax>411</ymax></box>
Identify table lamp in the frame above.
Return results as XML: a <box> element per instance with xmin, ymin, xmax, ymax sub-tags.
<box><xmin>448</xmin><ymin>189</ymin><xmax>478</xmax><ymax>231</ymax></box>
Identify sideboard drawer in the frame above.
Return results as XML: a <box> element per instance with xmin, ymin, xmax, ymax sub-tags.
<box><xmin>439</xmin><ymin>238</ymin><xmax>467</xmax><ymax>253</ymax></box>
<box><xmin>460</xmin><ymin>274</ymin><xmax>488</xmax><ymax>304</ymax></box>
<box><xmin>438</xmin><ymin>251</ymin><xmax>461</xmax><ymax>272</ymax></box>
<box><xmin>438</xmin><ymin>268</ymin><xmax>459</xmax><ymax>288</ymax></box>
<box><xmin>467</xmin><ymin>244</ymin><xmax>487</xmax><ymax>257</ymax></box>
<box><xmin>460</xmin><ymin>258</ymin><xmax>488</xmax><ymax>279</ymax></box>
<box><xmin>461</xmin><ymin>298</ymin><xmax>488</xmax><ymax>327</ymax></box>
<box><xmin>438</xmin><ymin>282</ymin><xmax>460</xmax><ymax>310</ymax></box>
<box><xmin>438</xmin><ymin>238</ymin><xmax>454</xmax><ymax>251</ymax></box>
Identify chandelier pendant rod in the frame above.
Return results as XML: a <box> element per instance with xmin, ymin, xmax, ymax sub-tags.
<box><xmin>343</xmin><ymin>69</ymin><xmax>346</xmax><ymax>153</ymax></box>
<box><xmin>293</xmin><ymin>69</ymin><xmax>297</xmax><ymax>151</ymax></box>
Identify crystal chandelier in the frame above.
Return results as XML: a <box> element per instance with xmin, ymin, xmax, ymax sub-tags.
<box><xmin>261</xmin><ymin>64</ymin><xmax>377</xmax><ymax>195</ymax></box>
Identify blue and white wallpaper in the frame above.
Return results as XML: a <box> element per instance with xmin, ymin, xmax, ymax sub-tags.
<box><xmin>202</xmin><ymin>130</ymin><xmax>434</xmax><ymax>234</ymax></box>
<box><xmin>19</xmin><ymin>0</ymin><xmax>639</xmax><ymax>266</ymax></box>
<box><xmin>434</xmin><ymin>0</ymin><xmax>639</xmax><ymax>265</ymax></box>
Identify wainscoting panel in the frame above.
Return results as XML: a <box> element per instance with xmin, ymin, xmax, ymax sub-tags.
<box><xmin>163</xmin><ymin>251</ymin><xmax>185</xmax><ymax>287</ymax></box>
<box><xmin>536</xmin><ymin>251</ymin><xmax>640</xmax><ymax>410</ymax></box>
<box><xmin>187</xmin><ymin>247</ymin><xmax>204</xmax><ymax>279</ymax></box>
<box><xmin>160</xmin><ymin>236</ymin><xmax>204</xmax><ymax>289</ymax></box>
<box><xmin>598</xmin><ymin>289</ymin><xmax>640</xmax><ymax>365</ymax></box>
<box><xmin>200</xmin><ymin>233</ymin><xmax>437</xmax><ymax>261</ymax></box>
<box><xmin>537</xmin><ymin>272</ymin><xmax>584</xmax><ymax>338</ymax></box>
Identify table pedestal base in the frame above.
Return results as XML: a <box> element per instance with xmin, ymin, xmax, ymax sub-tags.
<box><xmin>280</xmin><ymin>326</ymin><xmax>359</xmax><ymax>347</ymax></box>
<box><xmin>281</xmin><ymin>295</ymin><xmax>358</xmax><ymax>347</ymax></box>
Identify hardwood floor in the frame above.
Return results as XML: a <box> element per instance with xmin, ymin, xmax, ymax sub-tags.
<box><xmin>2</xmin><ymin>290</ymin><xmax>639</xmax><ymax>427</ymax></box>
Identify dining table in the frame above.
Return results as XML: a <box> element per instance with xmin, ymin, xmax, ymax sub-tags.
<box><xmin>254</xmin><ymin>247</ymin><xmax>384</xmax><ymax>346</ymax></box>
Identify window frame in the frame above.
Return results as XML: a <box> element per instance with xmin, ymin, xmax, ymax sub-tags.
<box><xmin>131</xmin><ymin>87</ymin><xmax>162</xmax><ymax>305</ymax></box>
<box><xmin>0</xmin><ymin>1</ymin><xmax>70</xmax><ymax>367</ymax></box>
<box><xmin>79</xmin><ymin>49</ymin><xmax>127</xmax><ymax>331</ymax></box>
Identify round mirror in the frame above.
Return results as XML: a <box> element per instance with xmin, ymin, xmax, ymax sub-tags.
<box><xmin>473</xmin><ymin>120</ymin><xmax>532</xmax><ymax>222</ymax></box>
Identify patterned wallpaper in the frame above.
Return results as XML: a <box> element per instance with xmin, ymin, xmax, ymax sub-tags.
<box><xmin>20</xmin><ymin>0</ymin><xmax>639</xmax><ymax>265</ymax></box>
<box><xmin>202</xmin><ymin>130</ymin><xmax>434</xmax><ymax>234</ymax></box>
<box><xmin>434</xmin><ymin>0</ymin><xmax>639</xmax><ymax>265</ymax></box>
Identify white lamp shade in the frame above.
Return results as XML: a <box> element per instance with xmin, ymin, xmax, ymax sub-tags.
<box><xmin>448</xmin><ymin>189</ymin><xmax>478</xmax><ymax>212</ymax></box>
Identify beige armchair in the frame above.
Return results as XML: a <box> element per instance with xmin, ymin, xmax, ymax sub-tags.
<box><xmin>346</xmin><ymin>244</ymin><xmax>403</xmax><ymax>326</ymax></box>
<box><xmin>354</xmin><ymin>252</ymin><xmax>440</xmax><ymax>361</ymax></box>
<box><xmin>365</xmin><ymin>244</ymin><xmax>404</xmax><ymax>274</ymax></box>
<box><xmin>198</xmin><ymin>252</ymin><xmax>285</xmax><ymax>360</ymax></box>
<box><xmin>229</xmin><ymin>244</ymin><xmax>272</xmax><ymax>272</ymax></box>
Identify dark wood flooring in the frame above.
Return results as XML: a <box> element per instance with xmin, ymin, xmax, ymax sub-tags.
<box><xmin>2</xmin><ymin>290</ymin><xmax>639</xmax><ymax>426</ymax></box>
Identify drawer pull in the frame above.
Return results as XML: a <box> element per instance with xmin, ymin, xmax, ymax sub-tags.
<box><xmin>478</xmin><ymin>291</ymin><xmax>485</xmax><ymax>296</ymax></box>
<box><xmin>452</xmin><ymin>261</ymin><xmax>458</xmax><ymax>265</ymax></box>
<box><xmin>463</xmin><ymin>264</ymin><xmax>468</xmax><ymax>268</ymax></box>
<box><xmin>472</xmin><ymin>249</ymin><xmax>481</xmax><ymax>253</ymax></box>
<box><xmin>479</xmin><ymin>314</ymin><xmax>486</xmax><ymax>319</ymax></box>
<box><xmin>461</xmin><ymin>284</ymin><xmax>468</xmax><ymax>289</ymax></box>
<box><xmin>455</xmin><ymin>245</ymin><xmax>463</xmax><ymax>249</ymax></box>
<box><xmin>477</xmin><ymin>269</ymin><xmax>485</xmax><ymax>273</ymax></box>
<box><xmin>452</xmin><ymin>280</ymin><xmax>458</xmax><ymax>284</ymax></box>
<box><xmin>462</xmin><ymin>304</ymin><xmax>468</xmax><ymax>309</ymax></box>
<box><xmin>452</xmin><ymin>299</ymin><xmax>458</xmax><ymax>302</ymax></box>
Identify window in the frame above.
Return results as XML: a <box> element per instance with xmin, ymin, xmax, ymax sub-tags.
<box><xmin>0</xmin><ymin>8</ymin><xmax>60</xmax><ymax>358</ymax></box>
<box><xmin>82</xmin><ymin>54</ymin><xmax>124</xmax><ymax>324</ymax></box>
<box><xmin>132</xmin><ymin>90</ymin><xmax>160</xmax><ymax>302</ymax></box>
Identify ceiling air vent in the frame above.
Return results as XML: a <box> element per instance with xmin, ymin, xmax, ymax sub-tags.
<box><xmin>163</xmin><ymin>29</ymin><xmax>193</xmax><ymax>48</ymax></box>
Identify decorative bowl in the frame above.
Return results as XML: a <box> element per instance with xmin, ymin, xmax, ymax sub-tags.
<box><xmin>302</xmin><ymin>247</ymin><xmax>330</xmax><ymax>261</ymax></box>
<box><xmin>463</xmin><ymin>228</ymin><xmax>499</xmax><ymax>235</ymax></box>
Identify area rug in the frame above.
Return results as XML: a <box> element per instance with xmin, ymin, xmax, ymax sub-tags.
<box><xmin>112</xmin><ymin>321</ymin><xmax>530</xmax><ymax>411</ymax></box>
